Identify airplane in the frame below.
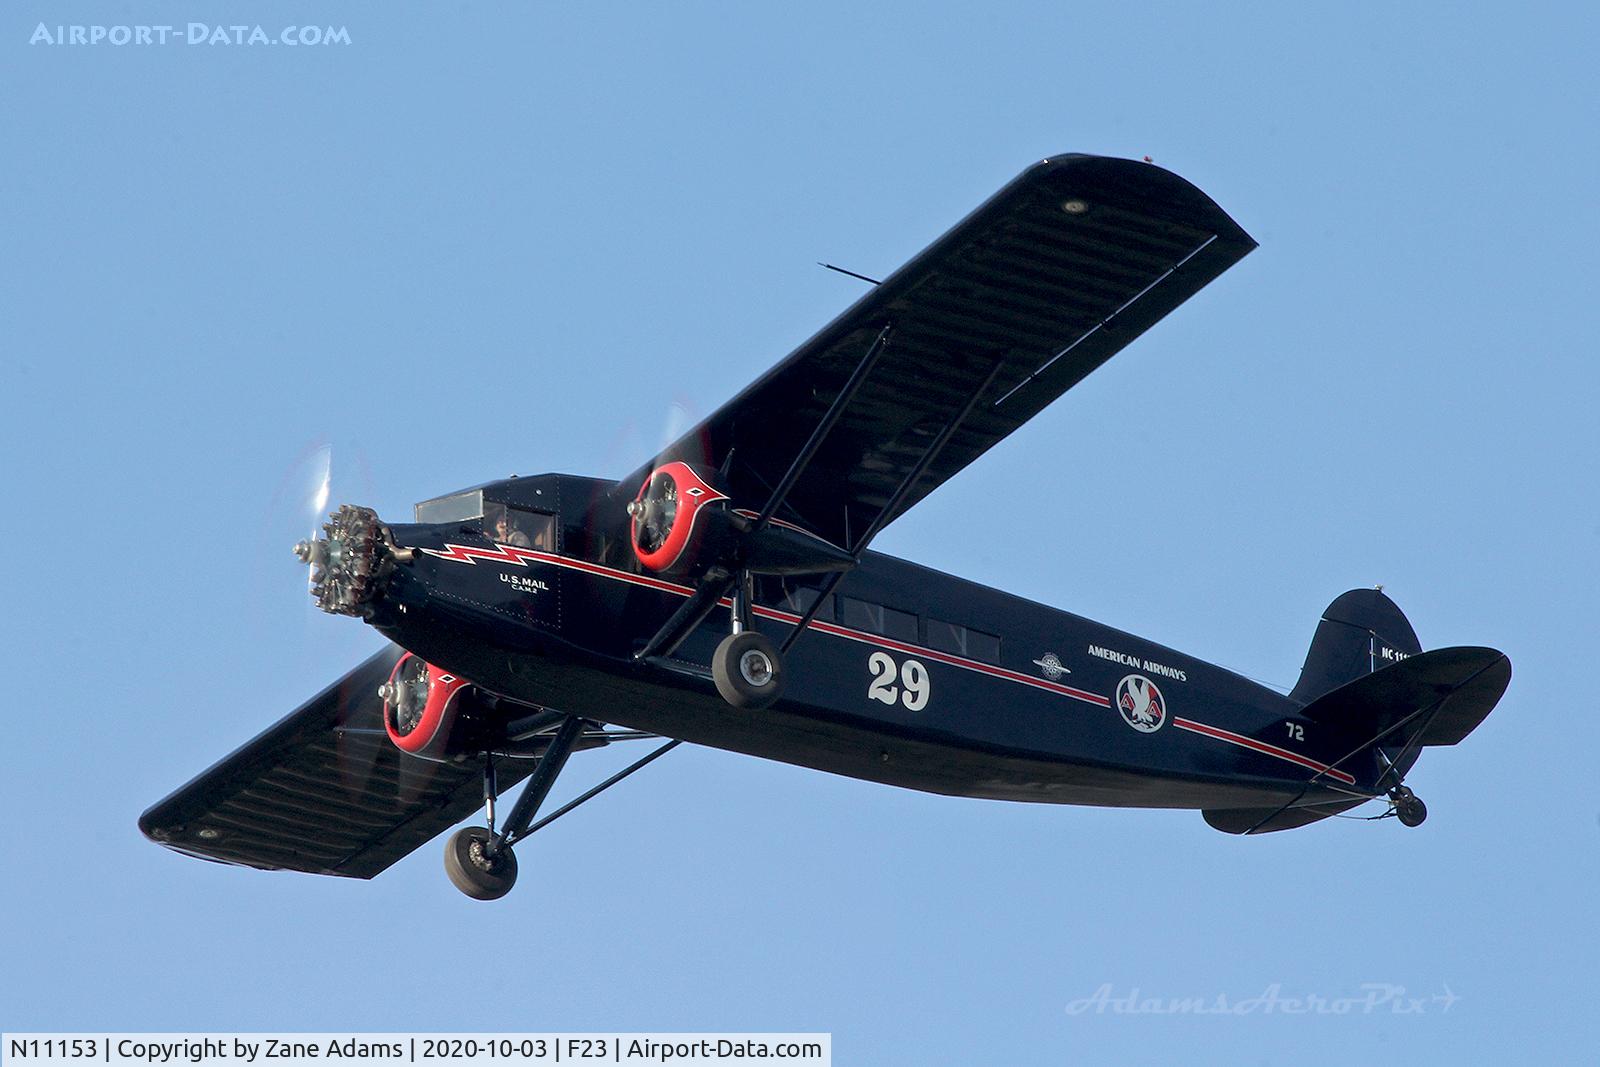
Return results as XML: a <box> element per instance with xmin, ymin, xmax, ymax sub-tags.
<box><xmin>140</xmin><ymin>153</ymin><xmax>1511</xmax><ymax>900</ymax></box>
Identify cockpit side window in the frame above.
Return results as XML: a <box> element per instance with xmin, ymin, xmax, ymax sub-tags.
<box><xmin>486</xmin><ymin>503</ymin><xmax>555</xmax><ymax>550</ymax></box>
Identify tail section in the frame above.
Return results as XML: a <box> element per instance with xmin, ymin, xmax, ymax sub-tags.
<box><xmin>1289</xmin><ymin>588</ymin><xmax>1421</xmax><ymax>705</ymax></box>
<box><xmin>1203</xmin><ymin>590</ymin><xmax>1511</xmax><ymax>835</ymax></box>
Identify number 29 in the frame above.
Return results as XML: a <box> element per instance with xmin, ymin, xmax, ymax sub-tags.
<box><xmin>868</xmin><ymin>651</ymin><xmax>931</xmax><ymax>711</ymax></box>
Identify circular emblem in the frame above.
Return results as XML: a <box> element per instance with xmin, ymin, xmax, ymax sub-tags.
<box><xmin>1033</xmin><ymin>653</ymin><xmax>1068</xmax><ymax>680</ymax></box>
<box><xmin>1116</xmin><ymin>675</ymin><xmax>1166</xmax><ymax>733</ymax></box>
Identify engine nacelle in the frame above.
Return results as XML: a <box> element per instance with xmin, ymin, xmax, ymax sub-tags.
<box><xmin>627</xmin><ymin>461</ymin><xmax>732</xmax><ymax>573</ymax></box>
<box><xmin>380</xmin><ymin>653</ymin><xmax>484</xmax><ymax>762</ymax></box>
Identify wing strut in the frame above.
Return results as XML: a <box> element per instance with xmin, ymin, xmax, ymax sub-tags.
<box><xmin>635</xmin><ymin>323</ymin><xmax>893</xmax><ymax>662</ymax></box>
<box><xmin>780</xmin><ymin>356</ymin><xmax>1009</xmax><ymax>655</ymax></box>
<box><xmin>634</xmin><ymin>568</ymin><xmax>737</xmax><ymax>661</ymax></box>
<box><xmin>487</xmin><ymin>715</ymin><xmax>586</xmax><ymax>857</ymax></box>
<box><xmin>517</xmin><ymin>738</ymin><xmax>684</xmax><ymax>838</ymax></box>
<box><xmin>446</xmin><ymin>718</ymin><xmax>685</xmax><ymax>899</ymax></box>
<box><xmin>750</xmin><ymin>323</ymin><xmax>894</xmax><ymax>535</ymax></box>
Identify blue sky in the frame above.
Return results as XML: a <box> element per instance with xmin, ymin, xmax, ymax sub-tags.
<box><xmin>4</xmin><ymin>3</ymin><xmax>1597</xmax><ymax>1062</ymax></box>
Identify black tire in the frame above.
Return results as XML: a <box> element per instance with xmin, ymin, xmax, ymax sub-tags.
<box><xmin>1396</xmin><ymin>796</ymin><xmax>1428</xmax><ymax>828</ymax></box>
<box><xmin>443</xmin><ymin>826</ymin><xmax>518</xmax><ymax>900</ymax></box>
<box><xmin>712</xmin><ymin>631</ymin><xmax>785</xmax><ymax>709</ymax></box>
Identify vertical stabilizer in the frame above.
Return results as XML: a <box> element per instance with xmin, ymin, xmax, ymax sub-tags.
<box><xmin>1289</xmin><ymin>589</ymin><xmax>1421</xmax><ymax>705</ymax></box>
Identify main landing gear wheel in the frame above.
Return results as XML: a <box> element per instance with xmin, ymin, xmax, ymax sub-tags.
<box><xmin>713</xmin><ymin>631</ymin><xmax>785</xmax><ymax>710</ymax></box>
<box><xmin>1391</xmin><ymin>786</ymin><xmax>1428</xmax><ymax>828</ymax></box>
<box><xmin>444</xmin><ymin>826</ymin><xmax>518</xmax><ymax>900</ymax></box>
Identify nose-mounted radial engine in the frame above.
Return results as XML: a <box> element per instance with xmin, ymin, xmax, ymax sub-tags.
<box><xmin>293</xmin><ymin>504</ymin><xmax>410</xmax><ymax>618</ymax></box>
<box><xmin>295</xmin><ymin>515</ymin><xmax>573</xmax><ymax>770</ymax></box>
<box><xmin>294</xmin><ymin>506</ymin><xmax>492</xmax><ymax>763</ymax></box>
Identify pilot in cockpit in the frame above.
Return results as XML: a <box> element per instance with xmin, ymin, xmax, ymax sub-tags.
<box><xmin>491</xmin><ymin>507</ymin><xmax>532</xmax><ymax>547</ymax></box>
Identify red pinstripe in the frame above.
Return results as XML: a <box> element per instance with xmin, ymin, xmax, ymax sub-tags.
<box><xmin>422</xmin><ymin>542</ymin><xmax>1357</xmax><ymax>785</ymax></box>
<box><xmin>1172</xmin><ymin>718</ymin><xmax>1356</xmax><ymax>785</ymax></box>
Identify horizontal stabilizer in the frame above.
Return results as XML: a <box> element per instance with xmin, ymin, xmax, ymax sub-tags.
<box><xmin>1300</xmin><ymin>645</ymin><xmax>1511</xmax><ymax>748</ymax></box>
<box><xmin>1203</xmin><ymin>798</ymin><xmax>1367</xmax><ymax>835</ymax></box>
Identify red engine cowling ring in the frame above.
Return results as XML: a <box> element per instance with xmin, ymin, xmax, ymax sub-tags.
<box><xmin>382</xmin><ymin>653</ymin><xmax>472</xmax><ymax>758</ymax></box>
<box><xmin>630</xmin><ymin>461</ymin><xmax>729</xmax><ymax>572</ymax></box>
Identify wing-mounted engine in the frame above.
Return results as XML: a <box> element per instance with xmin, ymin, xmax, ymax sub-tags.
<box><xmin>379</xmin><ymin>653</ymin><xmax>489</xmax><ymax>762</ymax></box>
<box><xmin>379</xmin><ymin>652</ymin><xmax>598</xmax><ymax>764</ymax></box>
<box><xmin>627</xmin><ymin>462</ymin><xmax>735</xmax><ymax>574</ymax></box>
<box><xmin>626</xmin><ymin>461</ymin><xmax>854</xmax><ymax>577</ymax></box>
<box><xmin>624</xmin><ymin>460</ymin><xmax>856</xmax><ymax>713</ymax></box>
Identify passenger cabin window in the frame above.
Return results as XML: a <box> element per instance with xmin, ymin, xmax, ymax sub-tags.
<box><xmin>840</xmin><ymin>596</ymin><xmax>917</xmax><ymax>642</ymax></box>
<box><xmin>926</xmin><ymin>618</ymin><xmax>1001</xmax><ymax>664</ymax></box>
<box><xmin>781</xmin><ymin>583</ymin><xmax>833</xmax><ymax>621</ymax></box>
<box><xmin>755</xmin><ymin>578</ymin><xmax>834</xmax><ymax>621</ymax></box>
<box><xmin>415</xmin><ymin>489</ymin><xmax>483</xmax><ymax>524</ymax></box>
<box><xmin>486</xmin><ymin>503</ymin><xmax>555</xmax><ymax>550</ymax></box>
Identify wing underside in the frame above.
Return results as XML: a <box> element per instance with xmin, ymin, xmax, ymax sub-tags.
<box><xmin>630</xmin><ymin>154</ymin><xmax>1257</xmax><ymax>547</ymax></box>
<box><xmin>139</xmin><ymin>647</ymin><xmax>529</xmax><ymax>879</ymax></box>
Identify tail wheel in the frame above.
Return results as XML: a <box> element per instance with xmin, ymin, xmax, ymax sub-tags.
<box><xmin>713</xmin><ymin>631</ymin><xmax>785</xmax><ymax>710</ymax></box>
<box><xmin>444</xmin><ymin>826</ymin><xmax>518</xmax><ymax>900</ymax></box>
<box><xmin>1391</xmin><ymin>786</ymin><xmax>1428</xmax><ymax>828</ymax></box>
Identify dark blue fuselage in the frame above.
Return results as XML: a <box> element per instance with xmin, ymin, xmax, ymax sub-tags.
<box><xmin>369</xmin><ymin>473</ymin><xmax>1379</xmax><ymax>815</ymax></box>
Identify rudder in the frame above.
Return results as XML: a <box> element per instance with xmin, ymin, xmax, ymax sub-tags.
<box><xmin>1289</xmin><ymin>588</ymin><xmax>1421</xmax><ymax>705</ymax></box>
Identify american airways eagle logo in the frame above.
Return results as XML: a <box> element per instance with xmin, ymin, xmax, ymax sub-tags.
<box><xmin>1116</xmin><ymin>675</ymin><xmax>1166</xmax><ymax>733</ymax></box>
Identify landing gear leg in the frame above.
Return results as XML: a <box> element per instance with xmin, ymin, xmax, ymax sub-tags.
<box><xmin>1389</xmin><ymin>784</ymin><xmax>1427</xmax><ymax>828</ymax></box>
<box><xmin>443</xmin><ymin>715</ymin><xmax>585</xmax><ymax>900</ymax></box>
<box><xmin>483</xmin><ymin>753</ymin><xmax>497</xmax><ymax>836</ymax></box>
<box><xmin>712</xmin><ymin>571</ymin><xmax>784</xmax><ymax>709</ymax></box>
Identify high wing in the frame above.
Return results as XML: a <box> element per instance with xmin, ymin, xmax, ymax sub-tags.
<box><xmin>625</xmin><ymin>154</ymin><xmax>1256</xmax><ymax>548</ymax></box>
<box><xmin>139</xmin><ymin>647</ymin><xmax>529</xmax><ymax>878</ymax></box>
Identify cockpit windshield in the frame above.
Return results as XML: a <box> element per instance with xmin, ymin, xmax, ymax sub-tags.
<box><xmin>414</xmin><ymin>489</ymin><xmax>483</xmax><ymax>525</ymax></box>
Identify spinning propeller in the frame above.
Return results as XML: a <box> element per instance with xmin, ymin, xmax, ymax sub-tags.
<box><xmin>629</xmin><ymin>469</ymin><xmax>679</xmax><ymax>554</ymax></box>
<box><xmin>250</xmin><ymin>441</ymin><xmax>446</xmax><ymax>799</ymax></box>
